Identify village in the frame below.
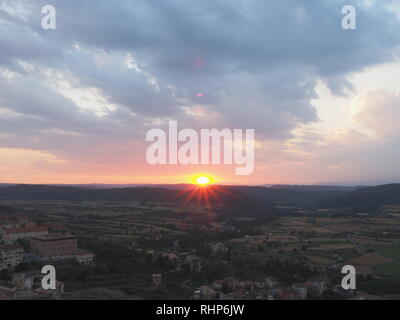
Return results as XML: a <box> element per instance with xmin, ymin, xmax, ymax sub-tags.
<box><xmin>1</xmin><ymin>199</ymin><xmax>400</xmax><ymax>300</ymax></box>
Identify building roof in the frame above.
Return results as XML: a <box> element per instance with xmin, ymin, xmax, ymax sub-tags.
<box><xmin>4</xmin><ymin>226</ymin><xmax>48</xmax><ymax>235</ymax></box>
<box><xmin>0</xmin><ymin>244</ymin><xmax>23</xmax><ymax>251</ymax></box>
<box><xmin>31</xmin><ymin>233</ymin><xmax>76</xmax><ymax>241</ymax></box>
<box><xmin>76</xmin><ymin>249</ymin><xmax>93</xmax><ymax>256</ymax></box>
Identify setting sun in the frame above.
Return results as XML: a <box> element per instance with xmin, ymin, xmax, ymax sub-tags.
<box><xmin>192</xmin><ymin>174</ymin><xmax>214</xmax><ymax>186</ymax></box>
<box><xmin>196</xmin><ymin>176</ymin><xmax>210</xmax><ymax>185</ymax></box>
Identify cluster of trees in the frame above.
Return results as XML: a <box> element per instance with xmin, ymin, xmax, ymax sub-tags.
<box><xmin>358</xmin><ymin>275</ymin><xmax>400</xmax><ymax>295</ymax></box>
<box><xmin>263</xmin><ymin>259</ymin><xmax>315</xmax><ymax>285</ymax></box>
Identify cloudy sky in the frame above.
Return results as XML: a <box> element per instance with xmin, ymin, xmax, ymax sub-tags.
<box><xmin>0</xmin><ymin>0</ymin><xmax>400</xmax><ymax>185</ymax></box>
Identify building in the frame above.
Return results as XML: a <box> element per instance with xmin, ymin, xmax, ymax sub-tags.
<box><xmin>208</xmin><ymin>242</ymin><xmax>228</xmax><ymax>255</ymax></box>
<box><xmin>47</xmin><ymin>224</ymin><xmax>68</xmax><ymax>234</ymax></box>
<box><xmin>2</xmin><ymin>226</ymin><xmax>48</xmax><ymax>242</ymax></box>
<box><xmin>0</xmin><ymin>282</ymin><xmax>16</xmax><ymax>299</ymax></box>
<box><xmin>0</xmin><ymin>244</ymin><xmax>24</xmax><ymax>270</ymax></box>
<box><xmin>12</xmin><ymin>272</ymin><xmax>35</xmax><ymax>290</ymax></box>
<box><xmin>198</xmin><ymin>285</ymin><xmax>217</xmax><ymax>300</ymax></box>
<box><xmin>292</xmin><ymin>284</ymin><xmax>308</xmax><ymax>299</ymax></box>
<box><xmin>31</xmin><ymin>234</ymin><xmax>77</xmax><ymax>260</ymax></box>
<box><xmin>76</xmin><ymin>249</ymin><xmax>94</xmax><ymax>265</ymax></box>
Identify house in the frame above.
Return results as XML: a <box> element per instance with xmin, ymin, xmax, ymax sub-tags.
<box><xmin>225</xmin><ymin>278</ymin><xmax>240</xmax><ymax>291</ymax></box>
<box><xmin>184</xmin><ymin>255</ymin><xmax>202</xmax><ymax>273</ymax></box>
<box><xmin>292</xmin><ymin>284</ymin><xmax>308</xmax><ymax>299</ymax></box>
<box><xmin>265</xmin><ymin>278</ymin><xmax>276</xmax><ymax>289</ymax></box>
<box><xmin>2</xmin><ymin>226</ymin><xmax>48</xmax><ymax>242</ymax></box>
<box><xmin>218</xmin><ymin>293</ymin><xmax>234</xmax><ymax>300</ymax></box>
<box><xmin>33</xmin><ymin>280</ymin><xmax>64</xmax><ymax>295</ymax></box>
<box><xmin>0</xmin><ymin>282</ymin><xmax>16</xmax><ymax>298</ymax></box>
<box><xmin>240</xmin><ymin>280</ymin><xmax>254</xmax><ymax>290</ymax></box>
<box><xmin>0</xmin><ymin>244</ymin><xmax>24</xmax><ymax>270</ymax></box>
<box><xmin>47</xmin><ymin>224</ymin><xmax>68</xmax><ymax>234</ymax></box>
<box><xmin>193</xmin><ymin>290</ymin><xmax>201</xmax><ymax>300</ymax></box>
<box><xmin>76</xmin><ymin>249</ymin><xmax>94</xmax><ymax>265</ymax></box>
<box><xmin>232</xmin><ymin>288</ymin><xmax>247</xmax><ymax>300</ymax></box>
<box><xmin>198</xmin><ymin>285</ymin><xmax>217</xmax><ymax>300</ymax></box>
<box><xmin>161</xmin><ymin>252</ymin><xmax>178</xmax><ymax>261</ymax></box>
<box><xmin>11</xmin><ymin>272</ymin><xmax>35</xmax><ymax>290</ymax></box>
<box><xmin>208</xmin><ymin>242</ymin><xmax>228</xmax><ymax>255</ymax></box>
<box><xmin>275</xmin><ymin>288</ymin><xmax>303</xmax><ymax>300</ymax></box>
<box><xmin>212</xmin><ymin>279</ymin><xmax>225</xmax><ymax>290</ymax></box>
<box><xmin>303</xmin><ymin>281</ymin><xmax>325</xmax><ymax>295</ymax></box>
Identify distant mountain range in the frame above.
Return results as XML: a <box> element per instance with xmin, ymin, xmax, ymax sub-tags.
<box><xmin>0</xmin><ymin>183</ymin><xmax>365</xmax><ymax>192</ymax></box>
<box><xmin>234</xmin><ymin>186</ymin><xmax>352</xmax><ymax>206</ymax></box>
<box><xmin>318</xmin><ymin>184</ymin><xmax>400</xmax><ymax>212</ymax></box>
<box><xmin>0</xmin><ymin>183</ymin><xmax>357</xmax><ymax>205</ymax></box>
<box><xmin>269</xmin><ymin>185</ymin><xmax>362</xmax><ymax>192</ymax></box>
<box><xmin>0</xmin><ymin>184</ymin><xmax>269</xmax><ymax>217</ymax></box>
<box><xmin>1</xmin><ymin>183</ymin><xmax>399</xmax><ymax>213</ymax></box>
<box><xmin>0</xmin><ymin>183</ymin><xmax>191</xmax><ymax>190</ymax></box>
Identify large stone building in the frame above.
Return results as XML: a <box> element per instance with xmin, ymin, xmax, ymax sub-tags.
<box><xmin>31</xmin><ymin>234</ymin><xmax>77</xmax><ymax>260</ymax></box>
<box><xmin>0</xmin><ymin>244</ymin><xmax>24</xmax><ymax>270</ymax></box>
<box><xmin>2</xmin><ymin>226</ymin><xmax>48</xmax><ymax>242</ymax></box>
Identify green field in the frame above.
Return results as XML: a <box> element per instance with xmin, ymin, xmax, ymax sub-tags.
<box><xmin>374</xmin><ymin>261</ymin><xmax>400</xmax><ymax>277</ymax></box>
<box><xmin>372</xmin><ymin>245</ymin><xmax>400</xmax><ymax>260</ymax></box>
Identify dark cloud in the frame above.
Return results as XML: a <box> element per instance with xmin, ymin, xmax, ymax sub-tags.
<box><xmin>0</xmin><ymin>0</ymin><xmax>399</xmax><ymax>172</ymax></box>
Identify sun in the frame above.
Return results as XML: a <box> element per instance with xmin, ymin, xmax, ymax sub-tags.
<box><xmin>192</xmin><ymin>174</ymin><xmax>214</xmax><ymax>186</ymax></box>
<box><xmin>196</xmin><ymin>176</ymin><xmax>211</xmax><ymax>185</ymax></box>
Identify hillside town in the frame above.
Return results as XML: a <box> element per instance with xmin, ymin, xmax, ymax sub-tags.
<box><xmin>0</xmin><ymin>214</ymin><xmax>94</xmax><ymax>300</ymax></box>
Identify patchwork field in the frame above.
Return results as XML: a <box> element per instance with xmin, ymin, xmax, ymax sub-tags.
<box><xmin>349</xmin><ymin>252</ymin><xmax>394</xmax><ymax>266</ymax></box>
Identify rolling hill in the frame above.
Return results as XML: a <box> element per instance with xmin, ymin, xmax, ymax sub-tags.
<box><xmin>0</xmin><ymin>184</ymin><xmax>271</xmax><ymax>217</ymax></box>
<box><xmin>319</xmin><ymin>184</ymin><xmax>400</xmax><ymax>211</ymax></box>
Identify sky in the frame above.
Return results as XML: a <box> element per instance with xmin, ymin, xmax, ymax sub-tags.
<box><xmin>0</xmin><ymin>0</ymin><xmax>400</xmax><ymax>185</ymax></box>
